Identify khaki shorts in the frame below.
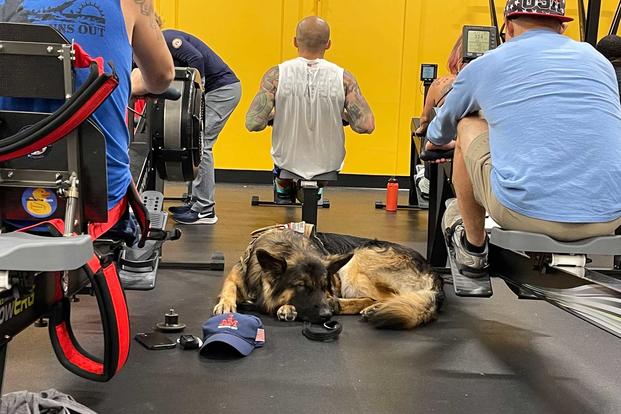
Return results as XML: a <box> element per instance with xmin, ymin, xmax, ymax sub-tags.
<box><xmin>464</xmin><ymin>133</ymin><xmax>621</xmax><ymax>241</ymax></box>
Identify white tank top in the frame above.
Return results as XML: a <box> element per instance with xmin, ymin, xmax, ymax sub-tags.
<box><xmin>272</xmin><ymin>57</ymin><xmax>346</xmax><ymax>179</ymax></box>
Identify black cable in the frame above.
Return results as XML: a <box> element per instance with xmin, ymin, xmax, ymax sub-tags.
<box><xmin>0</xmin><ymin>63</ymin><xmax>116</xmax><ymax>155</ymax></box>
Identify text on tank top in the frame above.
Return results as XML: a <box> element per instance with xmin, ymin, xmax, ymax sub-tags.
<box><xmin>272</xmin><ymin>58</ymin><xmax>345</xmax><ymax>179</ymax></box>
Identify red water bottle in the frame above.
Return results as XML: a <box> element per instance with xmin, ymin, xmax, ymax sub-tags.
<box><xmin>386</xmin><ymin>178</ymin><xmax>399</xmax><ymax>212</ymax></box>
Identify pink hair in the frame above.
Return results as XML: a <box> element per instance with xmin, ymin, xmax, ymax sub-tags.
<box><xmin>447</xmin><ymin>35</ymin><xmax>464</xmax><ymax>75</ymax></box>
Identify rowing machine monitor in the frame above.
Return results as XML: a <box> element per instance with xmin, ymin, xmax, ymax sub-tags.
<box><xmin>462</xmin><ymin>25</ymin><xmax>498</xmax><ymax>62</ymax></box>
<box><xmin>420</xmin><ymin>64</ymin><xmax>438</xmax><ymax>84</ymax></box>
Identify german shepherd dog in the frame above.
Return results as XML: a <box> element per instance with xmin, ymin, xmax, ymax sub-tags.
<box><xmin>213</xmin><ymin>227</ymin><xmax>444</xmax><ymax>329</ymax></box>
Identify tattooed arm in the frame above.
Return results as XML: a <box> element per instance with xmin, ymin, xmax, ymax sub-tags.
<box><xmin>122</xmin><ymin>0</ymin><xmax>174</xmax><ymax>95</ymax></box>
<box><xmin>343</xmin><ymin>70</ymin><xmax>375</xmax><ymax>134</ymax></box>
<box><xmin>246</xmin><ymin>66</ymin><xmax>279</xmax><ymax>132</ymax></box>
<box><xmin>416</xmin><ymin>76</ymin><xmax>455</xmax><ymax>136</ymax></box>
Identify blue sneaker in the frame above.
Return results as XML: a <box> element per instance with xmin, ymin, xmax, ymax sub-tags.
<box><xmin>168</xmin><ymin>204</ymin><xmax>192</xmax><ymax>215</ymax></box>
<box><xmin>173</xmin><ymin>209</ymin><xmax>218</xmax><ymax>225</ymax></box>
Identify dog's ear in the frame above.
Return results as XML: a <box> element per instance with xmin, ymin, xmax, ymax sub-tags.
<box><xmin>325</xmin><ymin>253</ymin><xmax>353</xmax><ymax>275</ymax></box>
<box><xmin>256</xmin><ymin>249</ymin><xmax>287</xmax><ymax>274</ymax></box>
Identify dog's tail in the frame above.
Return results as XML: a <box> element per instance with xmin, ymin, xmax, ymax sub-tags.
<box><xmin>363</xmin><ymin>289</ymin><xmax>439</xmax><ymax>330</ymax></box>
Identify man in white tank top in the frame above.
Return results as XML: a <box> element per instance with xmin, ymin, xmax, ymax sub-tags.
<box><xmin>246</xmin><ymin>16</ymin><xmax>375</xmax><ymax>203</ymax></box>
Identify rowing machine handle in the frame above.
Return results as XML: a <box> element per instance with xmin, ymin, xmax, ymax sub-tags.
<box><xmin>147</xmin><ymin>87</ymin><xmax>181</xmax><ymax>101</ymax></box>
<box><xmin>266</xmin><ymin>119</ymin><xmax>349</xmax><ymax>127</ymax></box>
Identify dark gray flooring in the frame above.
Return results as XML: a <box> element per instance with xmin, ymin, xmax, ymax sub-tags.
<box><xmin>4</xmin><ymin>184</ymin><xmax>621</xmax><ymax>414</ymax></box>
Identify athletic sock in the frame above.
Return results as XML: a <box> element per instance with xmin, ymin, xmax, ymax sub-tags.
<box><xmin>462</xmin><ymin>233</ymin><xmax>486</xmax><ymax>254</ymax></box>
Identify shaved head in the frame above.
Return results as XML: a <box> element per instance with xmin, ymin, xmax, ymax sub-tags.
<box><xmin>295</xmin><ymin>16</ymin><xmax>331</xmax><ymax>53</ymax></box>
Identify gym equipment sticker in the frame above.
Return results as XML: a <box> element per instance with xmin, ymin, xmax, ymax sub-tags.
<box><xmin>21</xmin><ymin>188</ymin><xmax>58</xmax><ymax>219</ymax></box>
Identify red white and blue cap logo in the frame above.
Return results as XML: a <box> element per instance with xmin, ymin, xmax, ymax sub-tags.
<box><xmin>200</xmin><ymin>313</ymin><xmax>265</xmax><ymax>357</ymax></box>
<box><xmin>505</xmin><ymin>0</ymin><xmax>574</xmax><ymax>22</ymax></box>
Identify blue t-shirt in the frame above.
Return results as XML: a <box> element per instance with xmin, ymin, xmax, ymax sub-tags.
<box><xmin>0</xmin><ymin>0</ymin><xmax>132</xmax><ymax>210</ymax></box>
<box><xmin>428</xmin><ymin>29</ymin><xmax>621</xmax><ymax>223</ymax></box>
<box><xmin>163</xmin><ymin>29</ymin><xmax>239</xmax><ymax>93</ymax></box>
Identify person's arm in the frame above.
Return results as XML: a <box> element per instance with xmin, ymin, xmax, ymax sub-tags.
<box><xmin>246</xmin><ymin>66</ymin><xmax>279</xmax><ymax>132</ymax></box>
<box><xmin>416</xmin><ymin>76</ymin><xmax>453</xmax><ymax>136</ymax></box>
<box><xmin>426</xmin><ymin>67</ymin><xmax>480</xmax><ymax>146</ymax></box>
<box><xmin>124</xmin><ymin>0</ymin><xmax>174</xmax><ymax>95</ymax></box>
<box><xmin>343</xmin><ymin>70</ymin><xmax>375</xmax><ymax>134</ymax></box>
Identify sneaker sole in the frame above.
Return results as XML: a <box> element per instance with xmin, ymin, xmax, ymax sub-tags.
<box><xmin>169</xmin><ymin>208</ymin><xmax>192</xmax><ymax>215</ymax></box>
<box><xmin>173</xmin><ymin>216</ymin><xmax>218</xmax><ymax>225</ymax></box>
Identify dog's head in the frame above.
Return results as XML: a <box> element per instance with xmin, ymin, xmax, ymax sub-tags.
<box><xmin>255</xmin><ymin>249</ymin><xmax>352</xmax><ymax>323</ymax></box>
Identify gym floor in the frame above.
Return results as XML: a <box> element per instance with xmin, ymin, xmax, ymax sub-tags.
<box><xmin>4</xmin><ymin>184</ymin><xmax>621</xmax><ymax>414</ymax></box>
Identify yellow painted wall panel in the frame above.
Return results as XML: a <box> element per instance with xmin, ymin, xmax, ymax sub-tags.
<box><xmin>159</xmin><ymin>1</ymin><xmax>287</xmax><ymax>172</ymax></box>
<box><xmin>156</xmin><ymin>0</ymin><xmax>621</xmax><ymax>177</ymax></box>
<box><xmin>319</xmin><ymin>0</ymin><xmax>407</xmax><ymax>175</ymax></box>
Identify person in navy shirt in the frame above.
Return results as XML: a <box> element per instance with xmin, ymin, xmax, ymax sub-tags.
<box><xmin>159</xmin><ymin>22</ymin><xmax>242</xmax><ymax>225</ymax></box>
<box><xmin>427</xmin><ymin>0</ymin><xmax>621</xmax><ymax>276</ymax></box>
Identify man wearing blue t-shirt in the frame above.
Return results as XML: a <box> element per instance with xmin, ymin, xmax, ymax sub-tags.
<box><xmin>427</xmin><ymin>0</ymin><xmax>621</xmax><ymax>275</ymax></box>
<box><xmin>161</xmin><ymin>26</ymin><xmax>242</xmax><ymax>225</ymax></box>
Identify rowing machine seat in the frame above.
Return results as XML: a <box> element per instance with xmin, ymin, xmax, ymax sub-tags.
<box><xmin>277</xmin><ymin>170</ymin><xmax>338</xmax><ymax>228</ymax></box>
<box><xmin>490</xmin><ymin>228</ymin><xmax>621</xmax><ymax>255</ymax></box>
<box><xmin>279</xmin><ymin>170</ymin><xmax>339</xmax><ymax>183</ymax></box>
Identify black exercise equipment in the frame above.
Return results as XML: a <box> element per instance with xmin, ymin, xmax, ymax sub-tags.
<box><xmin>252</xmin><ymin>170</ymin><xmax>336</xmax><ymax>228</ymax></box>
<box><xmin>128</xmin><ymin>69</ymin><xmax>224</xmax><ymax>272</ymax></box>
<box><xmin>150</xmin><ymin>67</ymin><xmax>203</xmax><ymax>183</ymax></box>
<box><xmin>462</xmin><ymin>26</ymin><xmax>499</xmax><ymax>62</ymax></box>
<box><xmin>0</xmin><ymin>23</ymin><xmax>133</xmax><ymax>386</ymax></box>
<box><xmin>488</xmin><ymin>0</ymin><xmax>502</xmax><ymax>43</ymax></box>
<box><xmin>585</xmin><ymin>0</ymin><xmax>603</xmax><ymax>46</ymax></box>
<box><xmin>420</xmin><ymin>64</ymin><xmax>438</xmax><ymax>83</ymax></box>
<box><xmin>427</xmin><ymin>141</ymin><xmax>621</xmax><ymax>336</ymax></box>
<box><xmin>156</xmin><ymin>308</ymin><xmax>186</xmax><ymax>332</ymax></box>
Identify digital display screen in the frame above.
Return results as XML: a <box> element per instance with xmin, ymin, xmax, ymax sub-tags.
<box><xmin>422</xmin><ymin>66</ymin><xmax>436</xmax><ymax>79</ymax></box>
<box><xmin>467</xmin><ymin>30</ymin><xmax>491</xmax><ymax>54</ymax></box>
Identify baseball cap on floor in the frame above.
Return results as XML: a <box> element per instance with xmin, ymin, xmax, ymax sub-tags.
<box><xmin>199</xmin><ymin>313</ymin><xmax>265</xmax><ymax>357</ymax></box>
<box><xmin>505</xmin><ymin>0</ymin><xmax>574</xmax><ymax>23</ymax></box>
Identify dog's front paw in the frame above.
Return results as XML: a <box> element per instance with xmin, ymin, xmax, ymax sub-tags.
<box><xmin>327</xmin><ymin>296</ymin><xmax>341</xmax><ymax>314</ymax></box>
<box><xmin>213</xmin><ymin>300</ymin><xmax>237</xmax><ymax>315</ymax></box>
<box><xmin>360</xmin><ymin>303</ymin><xmax>382</xmax><ymax>320</ymax></box>
<box><xmin>277</xmin><ymin>305</ymin><xmax>298</xmax><ymax>321</ymax></box>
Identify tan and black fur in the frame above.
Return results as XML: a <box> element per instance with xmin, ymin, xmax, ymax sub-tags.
<box><xmin>213</xmin><ymin>229</ymin><xmax>444</xmax><ymax>329</ymax></box>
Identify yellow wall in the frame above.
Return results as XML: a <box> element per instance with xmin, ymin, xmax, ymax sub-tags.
<box><xmin>155</xmin><ymin>0</ymin><xmax>621</xmax><ymax>176</ymax></box>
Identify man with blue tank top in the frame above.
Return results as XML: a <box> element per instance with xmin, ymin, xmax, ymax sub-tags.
<box><xmin>427</xmin><ymin>0</ymin><xmax>621</xmax><ymax>276</ymax></box>
<box><xmin>0</xmin><ymin>0</ymin><xmax>174</xmax><ymax>212</ymax></box>
<box><xmin>160</xmin><ymin>23</ymin><xmax>242</xmax><ymax>225</ymax></box>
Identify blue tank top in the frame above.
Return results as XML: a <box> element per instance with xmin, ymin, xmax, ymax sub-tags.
<box><xmin>0</xmin><ymin>0</ymin><xmax>132</xmax><ymax>210</ymax></box>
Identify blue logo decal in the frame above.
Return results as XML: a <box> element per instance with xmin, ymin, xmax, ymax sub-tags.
<box><xmin>21</xmin><ymin>188</ymin><xmax>58</xmax><ymax>219</ymax></box>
